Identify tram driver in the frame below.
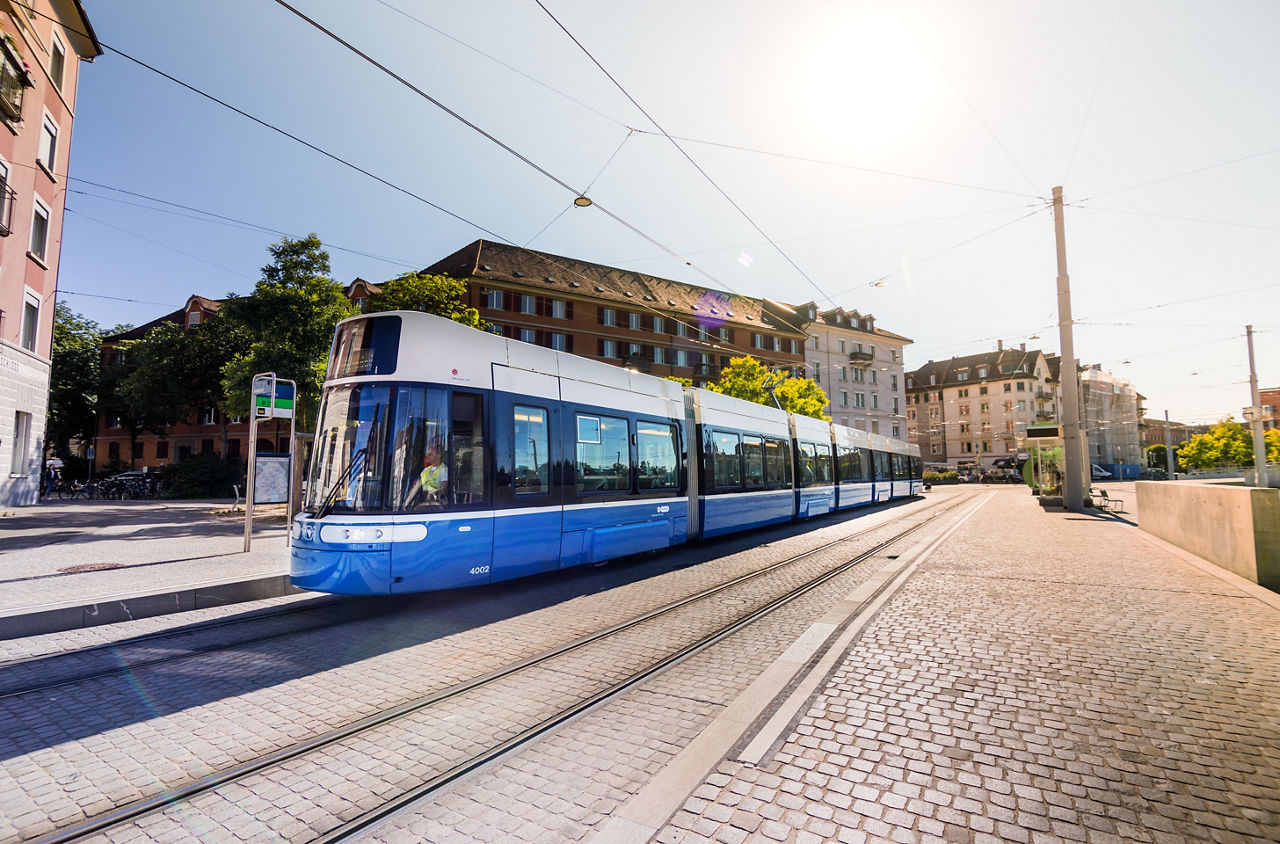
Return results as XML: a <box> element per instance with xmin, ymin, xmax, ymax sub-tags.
<box><xmin>407</xmin><ymin>443</ymin><xmax>449</xmax><ymax>506</ymax></box>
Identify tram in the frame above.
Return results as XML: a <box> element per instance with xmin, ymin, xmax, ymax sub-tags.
<box><xmin>290</xmin><ymin>311</ymin><xmax>922</xmax><ymax>594</ymax></box>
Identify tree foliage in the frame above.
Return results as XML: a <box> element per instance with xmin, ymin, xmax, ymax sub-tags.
<box><xmin>48</xmin><ymin>303</ymin><xmax>103</xmax><ymax>456</ymax></box>
<box><xmin>364</xmin><ymin>271</ymin><xmax>485</xmax><ymax>328</ymax></box>
<box><xmin>706</xmin><ymin>356</ymin><xmax>831</xmax><ymax>420</ymax></box>
<box><xmin>1174</xmin><ymin>418</ymin><xmax>1279</xmax><ymax>469</ymax></box>
<box><xmin>218</xmin><ymin>235</ymin><xmax>352</xmax><ymax>427</ymax></box>
<box><xmin>122</xmin><ymin>319</ymin><xmax>251</xmax><ymax>430</ymax></box>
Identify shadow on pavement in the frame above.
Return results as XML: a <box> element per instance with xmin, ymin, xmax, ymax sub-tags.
<box><xmin>0</xmin><ymin>496</ymin><xmax>924</xmax><ymax>760</ymax></box>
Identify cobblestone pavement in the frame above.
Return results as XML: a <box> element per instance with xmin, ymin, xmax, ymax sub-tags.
<box><xmin>0</xmin><ymin>492</ymin><xmax>939</xmax><ymax>841</ymax></box>
<box><xmin>653</xmin><ymin>489</ymin><xmax>1280</xmax><ymax>844</ymax></box>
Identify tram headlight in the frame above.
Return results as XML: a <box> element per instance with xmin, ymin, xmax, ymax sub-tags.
<box><xmin>319</xmin><ymin>525</ymin><xmax>389</xmax><ymax>543</ymax></box>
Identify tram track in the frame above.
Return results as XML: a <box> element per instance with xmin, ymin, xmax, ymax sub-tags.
<box><xmin>29</xmin><ymin>492</ymin><xmax>971</xmax><ymax>844</ymax></box>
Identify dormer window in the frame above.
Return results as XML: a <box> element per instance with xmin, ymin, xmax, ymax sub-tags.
<box><xmin>186</xmin><ymin>311</ymin><xmax>201</xmax><ymax>328</ymax></box>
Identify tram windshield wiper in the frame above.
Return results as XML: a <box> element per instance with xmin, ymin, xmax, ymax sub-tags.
<box><xmin>314</xmin><ymin>447</ymin><xmax>367</xmax><ymax>520</ymax></box>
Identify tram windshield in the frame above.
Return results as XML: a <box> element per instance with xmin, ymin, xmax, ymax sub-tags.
<box><xmin>305</xmin><ymin>383</ymin><xmax>453</xmax><ymax>514</ymax></box>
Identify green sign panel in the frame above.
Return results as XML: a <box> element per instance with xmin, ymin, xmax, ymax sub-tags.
<box><xmin>254</xmin><ymin>382</ymin><xmax>295</xmax><ymax>419</ymax></box>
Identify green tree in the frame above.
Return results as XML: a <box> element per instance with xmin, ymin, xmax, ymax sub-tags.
<box><xmin>218</xmin><ymin>235</ymin><xmax>352</xmax><ymax>428</ymax></box>
<box><xmin>364</xmin><ymin>271</ymin><xmax>485</xmax><ymax>328</ymax></box>
<box><xmin>121</xmin><ymin>318</ymin><xmax>252</xmax><ymax>457</ymax></box>
<box><xmin>707</xmin><ymin>356</ymin><xmax>831</xmax><ymax>421</ymax></box>
<box><xmin>1145</xmin><ymin>443</ymin><xmax>1176</xmax><ymax>471</ymax></box>
<box><xmin>1176</xmin><ymin>418</ymin><xmax>1255</xmax><ymax>469</ymax></box>
<box><xmin>47</xmin><ymin>303</ymin><xmax>103</xmax><ymax>457</ymax></box>
<box><xmin>1268</xmin><ymin>428</ymin><xmax>1280</xmax><ymax>464</ymax></box>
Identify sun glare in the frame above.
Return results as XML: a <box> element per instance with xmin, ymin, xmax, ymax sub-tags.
<box><xmin>800</xmin><ymin>8</ymin><xmax>937</xmax><ymax>149</ymax></box>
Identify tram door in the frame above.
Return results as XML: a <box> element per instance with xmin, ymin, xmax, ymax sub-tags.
<box><xmin>490</xmin><ymin>374</ymin><xmax>565</xmax><ymax>582</ymax></box>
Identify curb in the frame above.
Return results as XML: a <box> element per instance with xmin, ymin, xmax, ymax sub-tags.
<box><xmin>0</xmin><ymin>575</ymin><xmax>304</xmax><ymax>640</ymax></box>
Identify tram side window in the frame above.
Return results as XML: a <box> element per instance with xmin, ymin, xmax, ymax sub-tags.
<box><xmin>450</xmin><ymin>393</ymin><xmax>486</xmax><ymax>505</ymax></box>
<box><xmin>800</xmin><ymin>442</ymin><xmax>833</xmax><ymax>486</ymax></box>
<box><xmin>763</xmin><ymin>438</ymin><xmax>791</xmax><ymax>489</ymax></box>
<box><xmin>513</xmin><ymin>405</ymin><xmax>549</xmax><ymax>495</ymax></box>
<box><xmin>891</xmin><ymin>453</ymin><xmax>907</xmax><ymax>480</ymax></box>
<box><xmin>742</xmin><ymin>435</ymin><xmax>764</xmax><ymax>487</ymax></box>
<box><xmin>712</xmin><ymin>431</ymin><xmax>741</xmax><ymax>489</ymax></box>
<box><xmin>637</xmin><ymin>422</ymin><xmax>679</xmax><ymax>490</ymax></box>
<box><xmin>873</xmin><ymin>450</ymin><xmax>891</xmax><ymax>481</ymax></box>
<box><xmin>856</xmin><ymin>448</ymin><xmax>873</xmax><ymax>482</ymax></box>
<box><xmin>577</xmin><ymin>414</ymin><xmax>630</xmax><ymax>492</ymax></box>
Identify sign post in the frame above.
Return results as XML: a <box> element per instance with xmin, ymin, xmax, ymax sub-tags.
<box><xmin>244</xmin><ymin>373</ymin><xmax>297</xmax><ymax>552</ymax></box>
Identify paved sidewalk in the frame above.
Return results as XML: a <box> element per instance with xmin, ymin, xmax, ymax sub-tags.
<box><xmin>0</xmin><ymin>500</ymin><xmax>290</xmax><ymax>630</ymax></box>
<box><xmin>651</xmin><ymin>488</ymin><xmax>1280</xmax><ymax>843</ymax></box>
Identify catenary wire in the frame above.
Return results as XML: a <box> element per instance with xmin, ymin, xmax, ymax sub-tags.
<box><xmin>1080</xmin><ymin>144</ymin><xmax>1280</xmax><ymax>201</ymax></box>
<box><xmin>885</xmin><ymin>0</ymin><xmax>1041</xmax><ymax>196</ymax></box>
<box><xmin>530</xmin><ymin>0</ymin><xmax>840</xmax><ymax>308</ymax></box>
<box><xmin>1069</xmin><ymin>202</ymin><xmax>1280</xmax><ymax>233</ymax></box>
<box><xmin>14</xmin><ymin>3</ymin><xmax>778</xmax><ymax>359</ymax></box>
<box><xmin>64</xmin><ymin>207</ymin><xmax>256</xmax><ymax>279</ymax></box>
<box><xmin>1063</xmin><ymin>0</ymin><xmax>1126</xmax><ymax>183</ymax></box>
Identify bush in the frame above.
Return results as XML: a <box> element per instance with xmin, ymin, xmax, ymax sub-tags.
<box><xmin>922</xmin><ymin>471</ymin><xmax>961</xmax><ymax>484</ymax></box>
<box><xmin>158</xmin><ymin>452</ymin><xmax>242</xmax><ymax>499</ymax></box>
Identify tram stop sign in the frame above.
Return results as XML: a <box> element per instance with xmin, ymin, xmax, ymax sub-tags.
<box><xmin>253</xmin><ymin>378</ymin><xmax>295</xmax><ymax>419</ymax></box>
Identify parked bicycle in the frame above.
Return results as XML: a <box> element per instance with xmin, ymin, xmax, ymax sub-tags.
<box><xmin>55</xmin><ymin>480</ymin><xmax>98</xmax><ymax>500</ymax></box>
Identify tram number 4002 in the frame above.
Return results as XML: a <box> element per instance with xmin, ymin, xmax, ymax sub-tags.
<box><xmin>470</xmin><ymin>566</ymin><xmax>491</xmax><ymax>575</ymax></box>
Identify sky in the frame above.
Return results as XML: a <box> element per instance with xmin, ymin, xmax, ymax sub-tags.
<box><xmin>56</xmin><ymin>0</ymin><xmax>1279</xmax><ymax>425</ymax></box>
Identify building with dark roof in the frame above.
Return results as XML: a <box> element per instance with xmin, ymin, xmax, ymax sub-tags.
<box><xmin>905</xmin><ymin>342</ymin><xmax>1057</xmax><ymax>470</ymax></box>
<box><xmin>424</xmin><ymin>240</ymin><xmax>808</xmax><ymax>387</ymax></box>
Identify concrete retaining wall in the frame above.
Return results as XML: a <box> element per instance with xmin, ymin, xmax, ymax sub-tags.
<box><xmin>1137</xmin><ymin>482</ymin><xmax>1280</xmax><ymax>588</ymax></box>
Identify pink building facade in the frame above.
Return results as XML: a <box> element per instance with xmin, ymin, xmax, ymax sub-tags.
<box><xmin>0</xmin><ymin>0</ymin><xmax>98</xmax><ymax>505</ymax></box>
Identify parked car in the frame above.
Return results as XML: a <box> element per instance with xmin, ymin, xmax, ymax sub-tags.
<box><xmin>1091</xmin><ymin>464</ymin><xmax>1113</xmax><ymax>480</ymax></box>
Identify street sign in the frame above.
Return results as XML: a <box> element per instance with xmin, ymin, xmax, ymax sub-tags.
<box><xmin>87</xmin><ymin>446</ymin><xmax>95</xmax><ymax>459</ymax></box>
<box><xmin>253</xmin><ymin>380</ymin><xmax>295</xmax><ymax>419</ymax></box>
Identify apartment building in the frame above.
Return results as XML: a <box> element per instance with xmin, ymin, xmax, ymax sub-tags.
<box><xmin>790</xmin><ymin>304</ymin><xmax>911</xmax><ymax>439</ymax></box>
<box><xmin>1078</xmin><ymin>364</ymin><xmax>1144</xmax><ymax>475</ymax></box>
<box><xmin>0</xmin><ymin>0</ymin><xmax>98</xmax><ymax>505</ymax></box>
<box><xmin>905</xmin><ymin>343</ymin><xmax>1056</xmax><ymax>470</ymax></box>
<box><xmin>424</xmin><ymin>240</ymin><xmax>808</xmax><ymax>387</ymax></box>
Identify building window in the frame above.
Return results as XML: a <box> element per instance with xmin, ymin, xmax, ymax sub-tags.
<box><xmin>929</xmin><ymin>374</ymin><xmax>936</xmax><ymax>385</ymax></box>
<box><xmin>550</xmin><ymin>333</ymin><xmax>568</xmax><ymax>351</ymax></box>
<box><xmin>840</xmin><ymin>391</ymin><xmax>848</xmax><ymax>407</ymax></box>
<box><xmin>1017</xmin><ymin>401</ymin><xmax>1027</xmax><ymax>412</ymax></box>
<box><xmin>957</xmin><ymin>371</ymin><xmax>969</xmax><ymax>381</ymax></box>
<box><xmin>854</xmin><ymin>392</ymin><xmax>865</xmax><ymax>408</ymax></box>
<box><xmin>485</xmin><ymin>290</ymin><xmax>503</xmax><ymax>309</ymax></box>
<box><xmin>931</xmin><ymin>443</ymin><xmax>939</xmax><ymax>454</ymax></box>
<box><xmin>871</xmin><ymin>420</ymin><xmax>879</xmax><ymax>434</ymax></box>
<box><xmin>108</xmin><ymin>442</ymin><xmax>120</xmax><ymax>461</ymax></box>
<box><xmin>552</xmin><ymin>299</ymin><xmax>568</xmax><ymax>319</ymax></box>
<box><xmin>891</xmin><ymin>350</ymin><xmax>899</xmax><ymax>362</ymax></box>
<box><xmin>839</xmin><ymin>340</ymin><xmax>846</xmax><ymax>353</ymax></box>
<box><xmin>980</xmin><ymin>402</ymin><xmax>989</xmax><ymax>413</ymax></box>
<box><xmin>852</xmin><ymin>368</ymin><xmax>864</xmax><ymax>383</ymax></box>
<box><xmin>812</xmin><ymin>362</ymin><xmax>821</xmax><ymax>382</ymax></box>
<box><xmin>38</xmin><ymin>113</ymin><xmax>58</xmax><ymax>173</ymax></box>
<box><xmin>629</xmin><ymin>312</ymin><xmax>641</xmax><ymax>330</ymax></box>
<box><xmin>752</xmin><ymin>333</ymin><xmax>764</xmax><ymax>349</ymax></box>
<box><xmin>520</xmin><ymin>328</ymin><xmax>536</xmax><ymax>344</ymax></box>
<box><xmin>10</xmin><ymin>411</ymin><xmax>31</xmax><ymax>474</ymax></box>
<box><xmin>652</xmin><ymin>316</ymin><xmax>664</xmax><ymax>334</ymax></box>
<box><xmin>675</xmin><ymin>349</ymin><xmax>689</xmax><ymax>368</ymax></box>
<box><xmin>20</xmin><ymin>292</ymin><xmax>38</xmax><ymax>352</ymax></box>
<box><xmin>893</xmin><ymin>397</ymin><xmax>900</xmax><ymax>413</ymax></box>
<box><xmin>838</xmin><ymin>366</ymin><xmax>846</xmax><ymax>382</ymax></box>
<box><xmin>811</xmin><ymin>336</ymin><xmax>819</xmax><ymax>350</ymax></box>
<box><xmin>979</xmin><ymin>386</ymin><xmax>988</xmax><ymax>395</ymax></box>
<box><xmin>600</xmin><ymin>339</ymin><xmax>618</xmax><ymax>359</ymax></box>
<box><xmin>1003</xmin><ymin>383</ymin><xmax>1012</xmax><ymax>392</ymax></box>
<box><xmin>978</xmin><ymin>366</ymin><xmax>987</xmax><ymax>377</ymax></box>
<box><xmin>871</xmin><ymin>394</ymin><xmax>879</xmax><ymax>409</ymax></box>
<box><xmin>891</xmin><ymin>375</ymin><xmax>898</xmax><ymax>390</ymax></box>
<box><xmin>156</xmin><ymin>440</ymin><xmax>169</xmax><ymax>460</ymax></box>
<box><xmin>520</xmin><ymin>295</ymin><xmax>536</xmax><ymax>315</ymax></box>
<box><xmin>200</xmin><ymin>407</ymin><xmax>217</xmax><ymax>426</ymax></box>
<box><xmin>49</xmin><ymin>33</ymin><xmax>66</xmax><ymax>92</ymax></box>
<box><xmin>30</xmin><ymin>199</ymin><xmax>50</xmax><ymax>262</ymax></box>
<box><xmin>719</xmin><ymin>327</ymin><xmax>731</xmax><ymax>341</ymax></box>
<box><xmin>653</xmin><ymin>346</ymin><xmax>666</xmax><ymax>364</ymax></box>
<box><xmin>186</xmin><ymin>311</ymin><xmax>201</xmax><ymax>328</ymax></box>
<box><xmin>960</xmin><ymin>423</ymin><xmax>971</xmax><ymax>434</ymax></box>
<box><xmin>772</xmin><ymin>336</ymin><xmax>782</xmax><ymax>352</ymax></box>
<box><xmin>959</xmin><ymin>404</ymin><xmax>970</xmax><ymax>415</ymax></box>
<box><xmin>893</xmin><ymin>424</ymin><xmax>900</xmax><ymax>438</ymax></box>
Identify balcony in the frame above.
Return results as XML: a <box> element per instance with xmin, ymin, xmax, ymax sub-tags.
<box><xmin>1036</xmin><ymin>411</ymin><xmax>1055</xmax><ymax>421</ymax></box>
<box><xmin>848</xmin><ymin>350</ymin><xmax>874</xmax><ymax>366</ymax></box>
<box><xmin>694</xmin><ymin>363</ymin><xmax>720</xmax><ymax>378</ymax></box>
<box><xmin>1035</xmin><ymin>389</ymin><xmax>1052</xmax><ymax>401</ymax></box>
<box><xmin>0</xmin><ymin>182</ymin><xmax>13</xmax><ymax>236</ymax></box>
<box><xmin>0</xmin><ymin>40</ymin><xmax>31</xmax><ymax>124</ymax></box>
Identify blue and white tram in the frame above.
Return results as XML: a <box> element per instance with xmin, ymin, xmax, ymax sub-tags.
<box><xmin>290</xmin><ymin>311</ymin><xmax>921</xmax><ymax>595</ymax></box>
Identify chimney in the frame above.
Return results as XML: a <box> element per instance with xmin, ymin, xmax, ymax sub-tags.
<box><xmin>997</xmin><ymin>340</ymin><xmax>1003</xmax><ymax>351</ymax></box>
<box><xmin>1020</xmin><ymin>343</ymin><xmax>1026</xmax><ymax>352</ymax></box>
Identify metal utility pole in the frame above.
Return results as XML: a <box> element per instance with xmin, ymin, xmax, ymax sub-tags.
<box><xmin>1164</xmin><ymin>410</ymin><xmax>1175</xmax><ymax>478</ymax></box>
<box><xmin>1052</xmin><ymin>187</ymin><xmax>1086</xmax><ymax>511</ymax></box>
<box><xmin>1246</xmin><ymin>325</ymin><xmax>1269</xmax><ymax>488</ymax></box>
